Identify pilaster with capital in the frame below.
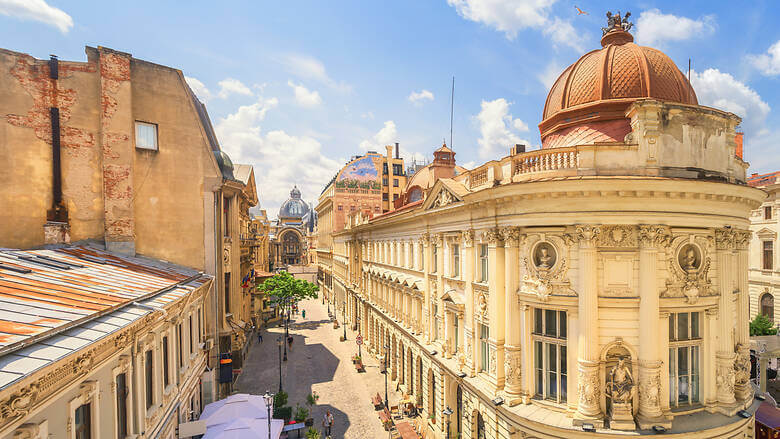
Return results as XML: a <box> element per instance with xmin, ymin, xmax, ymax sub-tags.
<box><xmin>636</xmin><ymin>225</ymin><xmax>671</xmax><ymax>428</ymax></box>
<box><xmin>485</xmin><ymin>228</ymin><xmax>505</xmax><ymax>389</ymax></box>
<box><xmin>502</xmin><ymin>226</ymin><xmax>523</xmax><ymax>401</ymax></box>
<box><xmin>422</xmin><ymin>233</ymin><xmax>432</xmax><ymax>343</ymax></box>
<box><xmin>573</xmin><ymin>225</ymin><xmax>604</xmax><ymax>425</ymax></box>
<box><xmin>462</xmin><ymin>229</ymin><xmax>477</xmax><ymax>375</ymax></box>
<box><xmin>734</xmin><ymin>230</ymin><xmax>752</xmax><ymax>402</ymax></box>
<box><xmin>714</xmin><ymin>227</ymin><xmax>738</xmax><ymax>412</ymax></box>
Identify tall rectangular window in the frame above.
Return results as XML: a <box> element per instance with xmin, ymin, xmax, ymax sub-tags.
<box><xmin>452</xmin><ymin>244</ymin><xmax>460</xmax><ymax>278</ymax></box>
<box><xmin>669</xmin><ymin>312</ymin><xmax>701</xmax><ymax>407</ymax></box>
<box><xmin>766</xmin><ymin>206</ymin><xmax>773</xmax><ymax>219</ymax></box>
<box><xmin>764</xmin><ymin>241</ymin><xmax>774</xmax><ymax>270</ymax></box>
<box><xmin>224</xmin><ymin>273</ymin><xmax>231</xmax><ymax>313</ymax></box>
<box><xmin>393</xmin><ymin>178</ymin><xmax>399</xmax><ymax>187</ymax></box>
<box><xmin>223</xmin><ymin>198</ymin><xmax>230</xmax><ymax>236</ymax></box>
<box><xmin>432</xmin><ymin>245</ymin><xmax>438</xmax><ymax>273</ymax></box>
<box><xmin>189</xmin><ymin>315</ymin><xmax>194</xmax><ymax>356</ymax></box>
<box><xmin>162</xmin><ymin>336</ymin><xmax>170</xmax><ymax>388</ymax></box>
<box><xmin>135</xmin><ymin>121</ymin><xmax>158</xmax><ymax>150</ymax></box>
<box><xmin>116</xmin><ymin>373</ymin><xmax>128</xmax><ymax>438</ymax></box>
<box><xmin>75</xmin><ymin>403</ymin><xmax>91</xmax><ymax>439</ymax></box>
<box><xmin>177</xmin><ymin>323</ymin><xmax>183</xmax><ymax>369</ymax></box>
<box><xmin>532</xmin><ymin>308</ymin><xmax>567</xmax><ymax>403</ymax></box>
<box><xmin>453</xmin><ymin>317</ymin><xmax>459</xmax><ymax>353</ymax></box>
<box><xmin>198</xmin><ymin>308</ymin><xmax>203</xmax><ymax>343</ymax></box>
<box><xmin>145</xmin><ymin>349</ymin><xmax>154</xmax><ymax>409</ymax></box>
<box><xmin>479</xmin><ymin>323</ymin><xmax>489</xmax><ymax>372</ymax></box>
<box><xmin>419</xmin><ymin>243</ymin><xmax>424</xmax><ymax>270</ymax></box>
<box><xmin>433</xmin><ymin>302</ymin><xmax>439</xmax><ymax>340</ymax></box>
<box><xmin>479</xmin><ymin>244</ymin><xmax>488</xmax><ymax>283</ymax></box>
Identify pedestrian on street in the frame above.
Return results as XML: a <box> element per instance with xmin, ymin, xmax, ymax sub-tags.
<box><xmin>288</xmin><ymin>335</ymin><xmax>293</xmax><ymax>350</ymax></box>
<box><xmin>258</xmin><ymin>332</ymin><xmax>263</xmax><ymax>343</ymax></box>
<box><xmin>302</xmin><ymin>309</ymin><xmax>306</xmax><ymax>319</ymax></box>
<box><xmin>322</xmin><ymin>410</ymin><xmax>334</xmax><ymax>437</ymax></box>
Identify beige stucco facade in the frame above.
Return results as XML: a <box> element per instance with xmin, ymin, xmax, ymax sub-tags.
<box><xmin>321</xmin><ymin>99</ymin><xmax>765</xmax><ymax>438</ymax></box>
<box><xmin>748</xmin><ymin>181</ymin><xmax>780</xmax><ymax>324</ymax></box>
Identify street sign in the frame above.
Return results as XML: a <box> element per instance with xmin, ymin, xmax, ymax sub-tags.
<box><xmin>356</xmin><ymin>335</ymin><xmax>363</xmax><ymax>345</ymax></box>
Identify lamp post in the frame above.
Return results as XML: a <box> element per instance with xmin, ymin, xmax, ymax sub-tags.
<box><xmin>283</xmin><ymin>299</ymin><xmax>288</xmax><ymax>361</ymax></box>
<box><xmin>443</xmin><ymin>406</ymin><xmax>453</xmax><ymax>439</ymax></box>
<box><xmin>343</xmin><ymin>300</ymin><xmax>347</xmax><ymax>341</ymax></box>
<box><xmin>263</xmin><ymin>391</ymin><xmax>273</xmax><ymax>439</ymax></box>
<box><xmin>276</xmin><ymin>337</ymin><xmax>283</xmax><ymax>392</ymax></box>
<box><xmin>383</xmin><ymin>344</ymin><xmax>390</xmax><ymax>409</ymax></box>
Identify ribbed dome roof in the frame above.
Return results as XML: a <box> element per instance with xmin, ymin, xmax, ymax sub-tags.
<box><xmin>278</xmin><ymin>186</ymin><xmax>310</xmax><ymax>219</ymax></box>
<box><xmin>539</xmin><ymin>17</ymin><xmax>697</xmax><ymax>144</ymax></box>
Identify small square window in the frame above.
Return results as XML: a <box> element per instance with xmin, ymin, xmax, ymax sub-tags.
<box><xmin>135</xmin><ymin>121</ymin><xmax>158</xmax><ymax>150</ymax></box>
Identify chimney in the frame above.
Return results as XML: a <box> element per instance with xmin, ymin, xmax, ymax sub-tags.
<box><xmin>735</xmin><ymin>132</ymin><xmax>744</xmax><ymax>160</ymax></box>
<box><xmin>510</xmin><ymin>144</ymin><xmax>526</xmax><ymax>155</ymax></box>
<box><xmin>44</xmin><ymin>54</ymin><xmax>70</xmax><ymax>244</ymax></box>
<box><xmin>395</xmin><ymin>142</ymin><xmax>400</xmax><ymax>159</ymax></box>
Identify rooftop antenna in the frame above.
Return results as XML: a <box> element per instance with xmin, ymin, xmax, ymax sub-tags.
<box><xmin>449</xmin><ymin>76</ymin><xmax>455</xmax><ymax>149</ymax></box>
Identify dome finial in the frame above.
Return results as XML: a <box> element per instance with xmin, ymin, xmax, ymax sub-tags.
<box><xmin>600</xmin><ymin>10</ymin><xmax>633</xmax><ymax>46</ymax></box>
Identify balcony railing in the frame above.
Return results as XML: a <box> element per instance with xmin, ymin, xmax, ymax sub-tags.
<box><xmin>470</xmin><ymin>168</ymin><xmax>488</xmax><ymax>188</ymax></box>
<box><xmin>512</xmin><ymin>146</ymin><xmax>578</xmax><ymax>177</ymax></box>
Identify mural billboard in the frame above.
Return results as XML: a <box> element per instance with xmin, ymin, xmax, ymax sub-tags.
<box><xmin>335</xmin><ymin>155</ymin><xmax>381</xmax><ymax>193</ymax></box>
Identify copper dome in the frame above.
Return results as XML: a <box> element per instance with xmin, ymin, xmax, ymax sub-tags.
<box><xmin>539</xmin><ymin>20</ymin><xmax>697</xmax><ymax>147</ymax></box>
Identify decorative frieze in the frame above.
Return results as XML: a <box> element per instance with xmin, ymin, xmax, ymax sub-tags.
<box><xmin>638</xmin><ymin>225</ymin><xmax>671</xmax><ymax>248</ymax></box>
<box><xmin>504</xmin><ymin>350</ymin><xmax>522</xmax><ymax>385</ymax></box>
<box><xmin>598</xmin><ymin>225</ymin><xmax>637</xmax><ymax>247</ymax></box>
<box><xmin>662</xmin><ymin>238</ymin><xmax>714</xmax><ymax>303</ymax></box>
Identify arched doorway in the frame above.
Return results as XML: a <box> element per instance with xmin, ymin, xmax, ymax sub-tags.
<box><xmin>416</xmin><ymin>357</ymin><xmax>423</xmax><ymax>403</ymax></box>
<box><xmin>280</xmin><ymin>231</ymin><xmax>302</xmax><ymax>265</ymax></box>
<box><xmin>474</xmin><ymin>411</ymin><xmax>485</xmax><ymax>439</ymax></box>
<box><xmin>456</xmin><ymin>385</ymin><xmax>463</xmax><ymax>435</ymax></box>
<box><xmin>399</xmin><ymin>344</ymin><xmax>405</xmax><ymax>385</ymax></box>
<box><xmin>762</xmin><ymin>292</ymin><xmax>775</xmax><ymax>322</ymax></box>
<box><xmin>428</xmin><ymin>368</ymin><xmax>436</xmax><ymax>422</ymax></box>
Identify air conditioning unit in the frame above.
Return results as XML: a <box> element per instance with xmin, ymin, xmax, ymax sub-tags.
<box><xmin>202</xmin><ymin>339</ymin><xmax>214</xmax><ymax>351</ymax></box>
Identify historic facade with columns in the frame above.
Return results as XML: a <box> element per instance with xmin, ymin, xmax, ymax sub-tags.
<box><xmin>320</xmin><ymin>13</ymin><xmax>765</xmax><ymax>439</ymax></box>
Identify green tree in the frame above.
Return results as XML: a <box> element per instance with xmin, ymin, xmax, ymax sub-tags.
<box><xmin>258</xmin><ymin>271</ymin><xmax>318</xmax><ymax>311</ymax></box>
<box><xmin>750</xmin><ymin>313</ymin><xmax>778</xmax><ymax>336</ymax></box>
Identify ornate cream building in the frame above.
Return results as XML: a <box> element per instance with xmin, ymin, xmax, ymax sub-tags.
<box><xmin>319</xmin><ymin>14</ymin><xmax>765</xmax><ymax>439</ymax></box>
<box><xmin>748</xmin><ymin>172</ymin><xmax>780</xmax><ymax>324</ymax></box>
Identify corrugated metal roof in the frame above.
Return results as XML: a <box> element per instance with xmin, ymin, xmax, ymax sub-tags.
<box><xmin>0</xmin><ymin>245</ymin><xmax>210</xmax><ymax>390</ymax></box>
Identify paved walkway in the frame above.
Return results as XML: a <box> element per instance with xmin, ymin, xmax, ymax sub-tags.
<box><xmin>237</xmin><ymin>298</ymin><xmax>399</xmax><ymax>438</ymax></box>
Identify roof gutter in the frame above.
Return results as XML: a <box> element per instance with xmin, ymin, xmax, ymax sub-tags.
<box><xmin>0</xmin><ymin>272</ymin><xmax>207</xmax><ymax>358</ymax></box>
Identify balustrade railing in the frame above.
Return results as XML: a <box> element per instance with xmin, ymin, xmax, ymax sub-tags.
<box><xmin>470</xmin><ymin>168</ymin><xmax>488</xmax><ymax>188</ymax></box>
<box><xmin>512</xmin><ymin>146</ymin><xmax>579</xmax><ymax>176</ymax></box>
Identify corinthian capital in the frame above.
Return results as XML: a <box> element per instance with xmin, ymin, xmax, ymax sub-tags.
<box><xmin>433</xmin><ymin>233</ymin><xmax>443</xmax><ymax>246</ymax></box>
<box><xmin>735</xmin><ymin>230</ymin><xmax>751</xmax><ymax>250</ymax></box>
<box><xmin>500</xmin><ymin>226</ymin><xmax>524</xmax><ymax>247</ymax></box>
<box><xmin>483</xmin><ymin>228</ymin><xmax>503</xmax><ymax>245</ymax></box>
<box><xmin>420</xmin><ymin>233</ymin><xmax>431</xmax><ymax>246</ymax></box>
<box><xmin>575</xmin><ymin>225</ymin><xmax>601</xmax><ymax>246</ymax></box>
<box><xmin>638</xmin><ymin>225</ymin><xmax>671</xmax><ymax>248</ymax></box>
<box><xmin>461</xmin><ymin>229</ymin><xmax>475</xmax><ymax>247</ymax></box>
<box><xmin>715</xmin><ymin>227</ymin><xmax>737</xmax><ymax>250</ymax></box>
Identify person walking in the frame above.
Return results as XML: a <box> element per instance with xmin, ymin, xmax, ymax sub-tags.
<box><xmin>302</xmin><ymin>309</ymin><xmax>306</xmax><ymax>319</ymax></box>
<box><xmin>258</xmin><ymin>332</ymin><xmax>263</xmax><ymax>343</ymax></box>
<box><xmin>322</xmin><ymin>410</ymin><xmax>334</xmax><ymax>437</ymax></box>
<box><xmin>287</xmin><ymin>335</ymin><xmax>293</xmax><ymax>351</ymax></box>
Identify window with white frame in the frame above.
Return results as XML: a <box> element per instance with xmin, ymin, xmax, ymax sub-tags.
<box><xmin>116</xmin><ymin>373</ymin><xmax>128</xmax><ymax>438</ymax></box>
<box><xmin>532</xmin><ymin>308</ymin><xmax>567</xmax><ymax>403</ymax></box>
<box><xmin>75</xmin><ymin>403</ymin><xmax>92</xmax><ymax>439</ymax></box>
<box><xmin>764</xmin><ymin>241</ymin><xmax>774</xmax><ymax>270</ymax></box>
<box><xmin>432</xmin><ymin>244</ymin><xmax>438</xmax><ymax>273</ymax></box>
<box><xmin>479</xmin><ymin>244</ymin><xmax>488</xmax><ymax>283</ymax></box>
<box><xmin>766</xmin><ymin>205</ymin><xmax>773</xmax><ymax>220</ymax></box>
<box><xmin>162</xmin><ymin>336</ymin><xmax>170</xmax><ymax>388</ymax></box>
<box><xmin>135</xmin><ymin>121</ymin><xmax>158</xmax><ymax>150</ymax></box>
<box><xmin>669</xmin><ymin>311</ymin><xmax>701</xmax><ymax>407</ymax></box>
<box><xmin>452</xmin><ymin>244</ymin><xmax>460</xmax><ymax>278</ymax></box>
<box><xmin>145</xmin><ymin>349</ymin><xmax>154</xmax><ymax>410</ymax></box>
<box><xmin>418</xmin><ymin>243</ymin><xmax>424</xmax><ymax>270</ymax></box>
<box><xmin>479</xmin><ymin>323</ymin><xmax>489</xmax><ymax>372</ymax></box>
<box><xmin>453</xmin><ymin>316</ymin><xmax>459</xmax><ymax>353</ymax></box>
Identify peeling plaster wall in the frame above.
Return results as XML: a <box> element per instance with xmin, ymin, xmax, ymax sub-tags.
<box><xmin>0</xmin><ymin>47</ymin><xmax>221</xmax><ymax>271</ymax></box>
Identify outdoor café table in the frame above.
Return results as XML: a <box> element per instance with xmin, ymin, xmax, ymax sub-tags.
<box><xmin>395</xmin><ymin>421</ymin><xmax>420</xmax><ymax>439</ymax></box>
<box><xmin>282</xmin><ymin>422</ymin><xmax>306</xmax><ymax>438</ymax></box>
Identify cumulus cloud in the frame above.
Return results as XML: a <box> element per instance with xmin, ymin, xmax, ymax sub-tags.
<box><xmin>408</xmin><ymin>90</ymin><xmax>435</xmax><ymax>105</ymax></box>
<box><xmin>446</xmin><ymin>0</ymin><xmax>584</xmax><ymax>51</ymax></box>
<box><xmin>184</xmin><ymin>77</ymin><xmax>254</xmax><ymax>101</ymax></box>
<box><xmin>689</xmin><ymin>68</ymin><xmax>770</xmax><ymax>133</ymax></box>
<box><xmin>635</xmin><ymin>9</ymin><xmax>715</xmax><ymax>46</ymax></box>
<box><xmin>287</xmin><ymin>80</ymin><xmax>322</xmax><ymax>108</ymax></box>
<box><xmin>215</xmin><ymin>96</ymin><xmax>340</xmax><ymax>216</ymax></box>
<box><xmin>475</xmin><ymin>98</ymin><xmax>531</xmax><ymax>159</ymax></box>
<box><xmin>278</xmin><ymin>53</ymin><xmax>351</xmax><ymax>92</ymax></box>
<box><xmin>537</xmin><ymin>60</ymin><xmax>564</xmax><ymax>90</ymax></box>
<box><xmin>0</xmin><ymin>0</ymin><xmax>72</xmax><ymax>33</ymax></box>
<box><xmin>747</xmin><ymin>40</ymin><xmax>780</xmax><ymax>76</ymax></box>
<box><xmin>358</xmin><ymin>121</ymin><xmax>425</xmax><ymax>163</ymax></box>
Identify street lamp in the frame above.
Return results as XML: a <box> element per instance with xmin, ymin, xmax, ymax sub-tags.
<box><xmin>383</xmin><ymin>344</ymin><xmax>390</xmax><ymax>409</ymax></box>
<box><xmin>263</xmin><ymin>391</ymin><xmax>273</xmax><ymax>439</ymax></box>
<box><xmin>283</xmin><ymin>300</ymin><xmax>288</xmax><ymax>361</ymax></box>
<box><xmin>276</xmin><ymin>337</ymin><xmax>283</xmax><ymax>392</ymax></box>
<box><xmin>443</xmin><ymin>406</ymin><xmax>453</xmax><ymax>439</ymax></box>
<box><xmin>343</xmin><ymin>300</ymin><xmax>347</xmax><ymax>341</ymax></box>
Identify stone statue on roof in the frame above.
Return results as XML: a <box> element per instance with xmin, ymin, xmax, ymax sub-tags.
<box><xmin>603</xmin><ymin>11</ymin><xmax>632</xmax><ymax>35</ymax></box>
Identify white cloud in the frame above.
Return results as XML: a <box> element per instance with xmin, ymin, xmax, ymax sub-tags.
<box><xmin>287</xmin><ymin>80</ymin><xmax>322</xmax><ymax>108</ymax></box>
<box><xmin>217</xmin><ymin>78</ymin><xmax>253</xmax><ymax>99</ymax></box>
<box><xmin>461</xmin><ymin>161</ymin><xmax>476</xmax><ymax>169</ymax></box>
<box><xmin>635</xmin><ymin>9</ymin><xmax>715</xmax><ymax>46</ymax></box>
<box><xmin>537</xmin><ymin>60</ymin><xmax>564</xmax><ymax>90</ymax></box>
<box><xmin>185</xmin><ymin>76</ymin><xmax>212</xmax><ymax>101</ymax></box>
<box><xmin>446</xmin><ymin>0</ymin><xmax>584</xmax><ymax>51</ymax></box>
<box><xmin>215</xmin><ymin>96</ymin><xmax>340</xmax><ymax>217</ymax></box>
<box><xmin>278</xmin><ymin>53</ymin><xmax>351</xmax><ymax>92</ymax></box>
<box><xmin>689</xmin><ymin>68</ymin><xmax>770</xmax><ymax>133</ymax></box>
<box><xmin>0</xmin><ymin>0</ymin><xmax>72</xmax><ymax>33</ymax></box>
<box><xmin>361</xmin><ymin>111</ymin><xmax>375</xmax><ymax>120</ymax></box>
<box><xmin>475</xmin><ymin>98</ymin><xmax>531</xmax><ymax>159</ymax></box>
<box><xmin>358</xmin><ymin>121</ymin><xmax>425</xmax><ymax>163</ymax></box>
<box><xmin>747</xmin><ymin>40</ymin><xmax>780</xmax><ymax>76</ymax></box>
<box><xmin>408</xmin><ymin>90</ymin><xmax>435</xmax><ymax>106</ymax></box>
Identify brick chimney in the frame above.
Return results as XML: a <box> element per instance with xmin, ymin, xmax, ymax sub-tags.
<box><xmin>735</xmin><ymin>132</ymin><xmax>744</xmax><ymax>160</ymax></box>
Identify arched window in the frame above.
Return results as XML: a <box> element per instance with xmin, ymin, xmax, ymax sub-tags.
<box><xmin>475</xmin><ymin>411</ymin><xmax>485</xmax><ymax>439</ymax></box>
<box><xmin>408</xmin><ymin>187</ymin><xmax>423</xmax><ymax>203</ymax></box>
<box><xmin>762</xmin><ymin>293</ymin><xmax>775</xmax><ymax>322</ymax></box>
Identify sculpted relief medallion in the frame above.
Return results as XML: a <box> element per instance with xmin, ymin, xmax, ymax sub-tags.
<box><xmin>533</xmin><ymin>242</ymin><xmax>557</xmax><ymax>270</ymax></box>
<box><xmin>521</xmin><ymin>240</ymin><xmax>575</xmax><ymax>301</ymax></box>
<box><xmin>663</xmin><ymin>239</ymin><xmax>712</xmax><ymax>304</ymax></box>
<box><xmin>678</xmin><ymin>244</ymin><xmax>701</xmax><ymax>273</ymax></box>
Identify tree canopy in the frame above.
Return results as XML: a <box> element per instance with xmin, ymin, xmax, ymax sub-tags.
<box><xmin>258</xmin><ymin>271</ymin><xmax>318</xmax><ymax>306</ymax></box>
<box><xmin>750</xmin><ymin>313</ymin><xmax>778</xmax><ymax>336</ymax></box>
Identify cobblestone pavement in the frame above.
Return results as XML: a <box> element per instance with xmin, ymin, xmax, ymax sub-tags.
<box><xmin>236</xmin><ymin>298</ymin><xmax>400</xmax><ymax>439</ymax></box>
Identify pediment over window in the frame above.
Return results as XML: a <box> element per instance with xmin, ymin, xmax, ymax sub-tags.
<box><xmin>757</xmin><ymin>227</ymin><xmax>777</xmax><ymax>239</ymax></box>
<box><xmin>422</xmin><ymin>179</ymin><xmax>469</xmax><ymax>210</ymax></box>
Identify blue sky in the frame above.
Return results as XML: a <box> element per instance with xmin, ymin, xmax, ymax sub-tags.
<box><xmin>1</xmin><ymin>0</ymin><xmax>778</xmax><ymax>216</ymax></box>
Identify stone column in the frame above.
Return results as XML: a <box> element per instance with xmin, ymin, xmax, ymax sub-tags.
<box><xmin>714</xmin><ymin>228</ymin><xmax>738</xmax><ymax>413</ymax></box>
<box><xmin>636</xmin><ymin>225</ymin><xmax>670</xmax><ymax>429</ymax></box>
<box><xmin>422</xmin><ymin>233</ymin><xmax>432</xmax><ymax>343</ymax></box>
<box><xmin>734</xmin><ymin>230</ymin><xmax>752</xmax><ymax>403</ymax></box>
<box><xmin>485</xmin><ymin>228</ymin><xmax>505</xmax><ymax>389</ymax></box>
<box><xmin>502</xmin><ymin>227</ymin><xmax>523</xmax><ymax>404</ymax></box>
<box><xmin>435</xmin><ymin>233</ymin><xmax>444</xmax><ymax>344</ymax></box>
<box><xmin>573</xmin><ymin>225</ymin><xmax>603</xmax><ymax>426</ymax></box>
<box><xmin>462</xmin><ymin>230</ymin><xmax>476</xmax><ymax>376</ymax></box>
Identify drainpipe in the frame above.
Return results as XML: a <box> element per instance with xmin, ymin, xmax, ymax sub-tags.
<box><xmin>45</xmin><ymin>54</ymin><xmax>69</xmax><ymax>243</ymax></box>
